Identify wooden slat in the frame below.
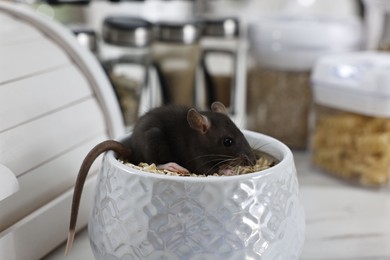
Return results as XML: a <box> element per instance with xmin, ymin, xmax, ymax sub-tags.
<box><xmin>0</xmin><ymin>65</ymin><xmax>94</xmax><ymax>132</ymax></box>
<box><xmin>0</xmin><ymin>37</ymin><xmax>70</xmax><ymax>84</ymax></box>
<box><xmin>0</xmin><ymin>12</ymin><xmax>43</xmax><ymax>46</ymax></box>
<box><xmin>0</xmin><ymin>176</ymin><xmax>96</xmax><ymax>260</ymax></box>
<box><xmin>0</xmin><ymin>99</ymin><xmax>106</xmax><ymax>176</ymax></box>
<box><xmin>0</xmin><ymin>134</ymin><xmax>107</xmax><ymax>231</ymax></box>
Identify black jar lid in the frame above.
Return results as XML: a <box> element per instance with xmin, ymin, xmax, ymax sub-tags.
<box><xmin>154</xmin><ymin>21</ymin><xmax>202</xmax><ymax>45</ymax></box>
<box><xmin>202</xmin><ymin>17</ymin><xmax>239</xmax><ymax>38</ymax></box>
<box><xmin>68</xmin><ymin>24</ymin><xmax>98</xmax><ymax>52</ymax></box>
<box><xmin>102</xmin><ymin>16</ymin><xmax>153</xmax><ymax>47</ymax></box>
<box><xmin>45</xmin><ymin>0</ymin><xmax>90</xmax><ymax>5</ymax></box>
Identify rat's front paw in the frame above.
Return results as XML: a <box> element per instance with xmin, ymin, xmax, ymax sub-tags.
<box><xmin>157</xmin><ymin>162</ymin><xmax>190</xmax><ymax>174</ymax></box>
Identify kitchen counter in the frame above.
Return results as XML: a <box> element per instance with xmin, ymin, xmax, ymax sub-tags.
<box><xmin>44</xmin><ymin>151</ymin><xmax>390</xmax><ymax>260</ymax></box>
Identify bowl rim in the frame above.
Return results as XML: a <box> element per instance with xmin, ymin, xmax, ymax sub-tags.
<box><xmin>105</xmin><ymin>130</ymin><xmax>294</xmax><ymax>182</ymax></box>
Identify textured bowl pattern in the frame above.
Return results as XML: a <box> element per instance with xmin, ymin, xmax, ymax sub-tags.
<box><xmin>88</xmin><ymin>132</ymin><xmax>305</xmax><ymax>260</ymax></box>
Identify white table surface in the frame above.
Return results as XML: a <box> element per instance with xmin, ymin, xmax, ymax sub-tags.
<box><xmin>43</xmin><ymin>151</ymin><xmax>390</xmax><ymax>260</ymax></box>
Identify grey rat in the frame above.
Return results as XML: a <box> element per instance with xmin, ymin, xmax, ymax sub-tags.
<box><xmin>65</xmin><ymin>101</ymin><xmax>256</xmax><ymax>255</ymax></box>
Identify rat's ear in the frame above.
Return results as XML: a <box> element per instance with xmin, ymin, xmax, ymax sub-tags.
<box><xmin>187</xmin><ymin>108</ymin><xmax>211</xmax><ymax>134</ymax></box>
<box><xmin>211</xmin><ymin>101</ymin><xmax>228</xmax><ymax>115</ymax></box>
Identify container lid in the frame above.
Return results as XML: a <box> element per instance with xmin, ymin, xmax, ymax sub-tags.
<box><xmin>312</xmin><ymin>51</ymin><xmax>390</xmax><ymax>117</ymax></box>
<box><xmin>68</xmin><ymin>24</ymin><xmax>97</xmax><ymax>52</ymax></box>
<box><xmin>102</xmin><ymin>16</ymin><xmax>153</xmax><ymax>47</ymax></box>
<box><xmin>363</xmin><ymin>0</ymin><xmax>390</xmax><ymax>10</ymax></box>
<box><xmin>249</xmin><ymin>14</ymin><xmax>363</xmax><ymax>71</ymax></box>
<box><xmin>155</xmin><ymin>21</ymin><xmax>202</xmax><ymax>44</ymax></box>
<box><xmin>202</xmin><ymin>17</ymin><xmax>239</xmax><ymax>38</ymax></box>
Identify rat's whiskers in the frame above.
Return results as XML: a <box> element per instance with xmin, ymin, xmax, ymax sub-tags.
<box><xmin>184</xmin><ymin>154</ymin><xmax>234</xmax><ymax>165</ymax></box>
<box><xmin>191</xmin><ymin>156</ymin><xmax>234</xmax><ymax>175</ymax></box>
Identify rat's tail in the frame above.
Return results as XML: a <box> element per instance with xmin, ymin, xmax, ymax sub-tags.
<box><xmin>65</xmin><ymin>230</ymin><xmax>75</xmax><ymax>256</ymax></box>
<box><xmin>65</xmin><ymin>140</ymin><xmax>131</xmax><ymax>256</ymax></box>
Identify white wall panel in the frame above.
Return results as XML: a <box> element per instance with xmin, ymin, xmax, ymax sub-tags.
<box><xmin>0</xmin><ymin>99</ymin><xmax>106</xmax><ymax>177</ymax></box>
<box><xmin>0</xmin><ymin>12</ymin><xmax>42</xmax><ymax>45</ymax></box>
<box><xmin>0</xmin><ymin>3</ymin><xmax>125</xmax><ymax>259</ymax></box>
<box><xmin>0</xmin><ymin>134</ymin><xmax>107</xmax><ymax>231</ymax></box>
<box><xmin>0</xmin><ymin>65</ymin><xmax>93</xmax><ymax>132</ymax></box>
<box><xmin>0</xmin><ymin>37</ymin><xmax>70</xmax><ymax>84</ymax></box>
<box><xmin>0</xmin><ymin>176</ymin><xmax>96</xmax><ymax>260</ymax></box>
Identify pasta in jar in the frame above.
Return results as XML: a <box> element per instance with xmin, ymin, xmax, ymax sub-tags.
<box><xmin>312</xmin><ymin>105</ymin><xmax>390</xmax><ymax>186</ymax></box>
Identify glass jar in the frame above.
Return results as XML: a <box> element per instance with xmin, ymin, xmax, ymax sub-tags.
<box><xmin>152</xmin><ymin>21</ymin><xmax>202</xmax><ymax>106</ymax></box>
<box><xmin>311</xmin><ymin>51</ymin><xmax>390</xmax><ymax>186</ymax></box>
<box><xmin>100</xmin><ymin>16</ymin><xmax>153</xmax><ymax>129</ymax></box>
<box><xmin>197</xmin><ymin>17</ymin><xmax>240</xmax><ymax>112</ymax></box>
<box><xmin>247</xmin><ymin>14</ymin><xmax>362</xmax><ymax>149</ymax></box>
<box><xmin>363</xmin><ymin>0</ymin><xmax>390</xmax><ymax>50</ymax></box>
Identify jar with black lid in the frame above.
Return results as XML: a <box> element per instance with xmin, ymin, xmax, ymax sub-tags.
<box><xmin>197</xmin><ymin>17</ymin><xmax>242</xmax><ymax>117</ymax></box>
<box><xmin>152</xmin><ymin>21</ymin><xmax>202</xmax><ymax>106</ymax></box>
<box><xmin>100</xmin><ymin>16</ymin><xmax>154</xmax><ymax>129</ymax></box>
<box><xmin>68</xmin><ymin>24</ymin><xmax>98</xmax><ymax>55</ymax></box>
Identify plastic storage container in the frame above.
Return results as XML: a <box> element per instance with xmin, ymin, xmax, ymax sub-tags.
<box><xmin>100</xmin><ymin>16</ymin><xmax>153</xmax><ymax>128</ymax></box>
<box><xmin>247</xmin><ymin>14</ymin><xmax>362</xmax><ymax>149</ymax></box>
<box><xmin>311</xmin><ymin>51</ymin><xmax>390</xmax><ymax>186</ymax></box>
<box><xmin>363</xmin><ymin>0</ymin><xmax>390</xmax><ymax>50</ymax></box>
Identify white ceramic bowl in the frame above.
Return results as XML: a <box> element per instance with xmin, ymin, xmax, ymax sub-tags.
<box><xmin>88</xmin><ymin>130</ymin><xmax>305</xmax><ymax>260</ymax></box>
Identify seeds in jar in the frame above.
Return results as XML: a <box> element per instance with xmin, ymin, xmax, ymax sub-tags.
<box><xmin>109</xmin><ymin>73</ymin><xmax>141</xmax><ymax>126</ymax></box>
<box><xmin>378</xmin><ymin>42</ymin><xmax>390</xmax><ymax>52</ymax></box>
<box><xmin>247</xmin><ymin>68</ymin><xmax>311</xmax><ymax>149</ymax></box>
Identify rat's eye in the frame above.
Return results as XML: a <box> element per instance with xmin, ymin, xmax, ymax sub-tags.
<box><xmin>223</xmin><ymin>137</ymin><xmax>234</xmax><ymax>147</ymax></box>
